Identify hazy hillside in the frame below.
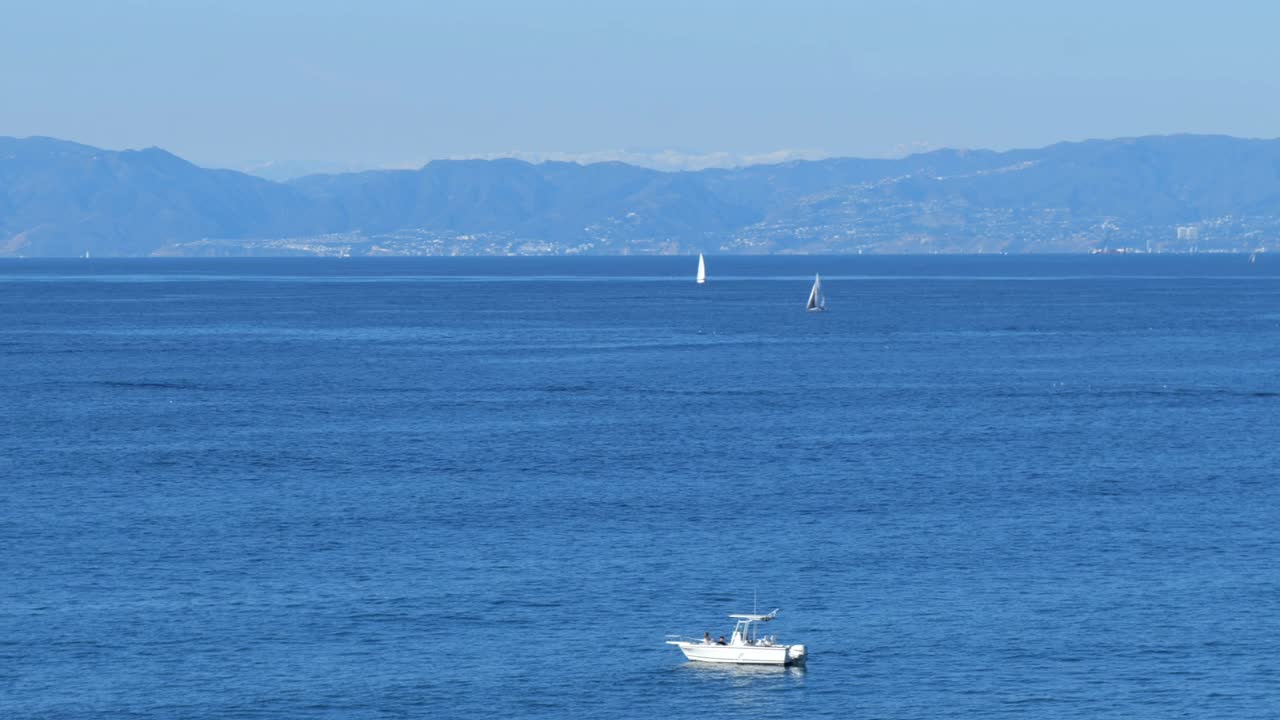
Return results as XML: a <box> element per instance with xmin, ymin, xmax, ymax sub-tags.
<box><xmin>0</xmin><ymin>137</ymin><xmax>326</xmax><ymax>256</ymax></box>
<box><xmin>3</xmin><ymin>134</ymin><xmax>1280</xmax><ymax>256</ymax></box>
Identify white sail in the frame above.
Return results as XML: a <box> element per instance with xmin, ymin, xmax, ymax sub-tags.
<box><xmin>806</xmin><ymin>273</ymin><xmax>826</xmax><ymax>312</ymax></box>
<box><xmin>696</xmin><ymin>253</ymin><xmax>707</xmax><ymax>284</ymax></box>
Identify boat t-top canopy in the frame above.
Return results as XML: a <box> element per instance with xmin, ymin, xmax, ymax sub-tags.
<box><xmin>729</xmin><ymin>609</ymin><xmax>779</xmax><ymax>622</ymax></box>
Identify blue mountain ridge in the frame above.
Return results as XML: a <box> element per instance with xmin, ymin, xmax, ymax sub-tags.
<box><xmin>2</xmin><ymin>134</ymin><xmax>1279</xmax><ymax>256</ymax></box>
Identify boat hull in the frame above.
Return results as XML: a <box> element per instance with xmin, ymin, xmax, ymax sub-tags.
<box><xmin>669</xmin><ymin>641</ymin><xmax>806</xmax><ymax>666</ymax></box>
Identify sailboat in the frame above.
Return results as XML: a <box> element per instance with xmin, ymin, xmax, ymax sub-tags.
<box><xmin>806</xmin><ymin>273</ymin><xmax>827</xmax><ymax>312</ymax></box>
<box><xmin>696</xmin><ymin>253</ymin><xmax>707</xmax><ymax>284</ymax></box>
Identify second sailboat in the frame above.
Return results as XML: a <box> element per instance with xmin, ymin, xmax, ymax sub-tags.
<box><xmin>806</xmin><ymin>273</ymin><xmax>827</xmax><ymax>312</ymax></box>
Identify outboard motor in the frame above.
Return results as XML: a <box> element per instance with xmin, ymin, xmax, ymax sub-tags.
<box><xmin>786</xmin><ymin>644</ymin><xmax>807</xmax><ymax>665</ymax></box>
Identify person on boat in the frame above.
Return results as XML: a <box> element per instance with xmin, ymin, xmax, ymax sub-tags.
<box><xmin>704</xmin><ymin>632</ymin><xmax>711</xmax><ymax>644</ymax></box>
<box><xmin>716</xmin><ymin>635</ymin><xmax>727</xmax><ymax>645</ymax></box>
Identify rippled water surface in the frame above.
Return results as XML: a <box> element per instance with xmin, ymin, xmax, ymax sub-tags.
<box><xmin>2</xmin><ymin>256</ymin><xmax>1278</xmax><ymax>718</ymax></box>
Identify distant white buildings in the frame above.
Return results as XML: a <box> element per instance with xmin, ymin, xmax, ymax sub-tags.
<box><xmin>1176</xmin><ymin>225</ymin><xmax>1200</xmax><ymax>241</ymax></box>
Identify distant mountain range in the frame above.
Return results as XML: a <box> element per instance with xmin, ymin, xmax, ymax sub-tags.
<box><xmin>3</xmin><ymin>134</ymin><xmax>1280</xmax><ymax>257</ymax></box>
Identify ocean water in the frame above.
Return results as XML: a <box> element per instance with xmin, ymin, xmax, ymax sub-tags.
<box><xmin>1</xmin><ymin>255</ymin><xmax>1277</xmax><ymax>719</ymax></box>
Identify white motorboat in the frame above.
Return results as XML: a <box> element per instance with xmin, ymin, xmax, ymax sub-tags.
<box><xmin>666</xmin><ymin>610</ymin><xmax>806</xmax><ymax>666</ymax></box>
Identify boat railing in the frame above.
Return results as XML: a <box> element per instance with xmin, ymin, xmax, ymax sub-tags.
<box><xmin>665</xmin><ymin>634</ymin><xmax>718</xmax><ymax>645</ymax></box>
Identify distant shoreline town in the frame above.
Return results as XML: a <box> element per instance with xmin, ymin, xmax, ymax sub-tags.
<box><xmin>152</xmin><ymin>232</ymin><xmax>1268</xmax><ymax>260</ymax></box>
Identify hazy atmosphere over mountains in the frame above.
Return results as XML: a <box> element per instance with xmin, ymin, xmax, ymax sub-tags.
<box><xmin>4</xmin><ymin>134</ymin><xmax>1280</xmax><ymax>257</ymax></box>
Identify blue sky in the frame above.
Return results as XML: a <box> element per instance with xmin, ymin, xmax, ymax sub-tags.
<box><xmin>2</xmin><ymin>0</ymin><xmax>1278</xmax><ymax>175</ymax></box>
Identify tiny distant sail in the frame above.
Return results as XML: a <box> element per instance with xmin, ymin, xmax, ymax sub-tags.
<box><xmin>696</xmin><ymin>253</ymin><xmax>707</xmax><ymax>284</ymax></box>
<box><xmin>806</xmin><ymin>273</ymin><xmax>827</xmax><ymax>312</ymax></box>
